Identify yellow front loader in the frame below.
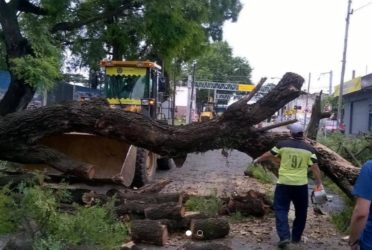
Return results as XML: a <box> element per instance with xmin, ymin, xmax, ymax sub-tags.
<box><xmin>25</xmin><ymin>60</ymin><xmax>170</xmax><ymax>187</ymax></box>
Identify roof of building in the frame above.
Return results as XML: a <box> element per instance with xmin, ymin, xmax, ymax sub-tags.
<box><xmin>334</xmin><ymin>72</ymin><xmax>372</xmax><ymax>97</ymax></box>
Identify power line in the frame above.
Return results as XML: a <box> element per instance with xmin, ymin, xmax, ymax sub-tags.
<box><xmin>353</xmin><ymin>1</ymin><xmax>372</xmax><ymax>12</ymax></box>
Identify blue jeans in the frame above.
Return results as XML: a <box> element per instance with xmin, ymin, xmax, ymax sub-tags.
<box><xmin>274</xmin><ymin>184</ymin><xmax>308</xmax><ymax>242</ymax></box>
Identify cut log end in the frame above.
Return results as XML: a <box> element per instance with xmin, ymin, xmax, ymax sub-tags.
<box><xmin>190</xmin><ymin>218</ymin><xmax>230</xmax><ymax>240</ymax></box>
<box><xmin>86</xmin><ymin>165</ymin><xmax>96</xmax><ymax>179</ymax></box>
<box><xmin>131</xmin><ymin>220</ymin><xmax>168</xmax><ymax>246</ymax></box>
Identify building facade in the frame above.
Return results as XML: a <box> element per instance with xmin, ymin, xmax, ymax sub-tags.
<box><xmin>335</xmin><ymin>73</ymin><xmax>372</xmax><ymax>135</ymax></box>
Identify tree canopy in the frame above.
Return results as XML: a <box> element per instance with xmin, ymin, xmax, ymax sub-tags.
<box><xmin>180</xmin><ymin>41</ymin><xmax>252</xmax><ymax>106</ymax></box>
<box><xmin>0</xmin><ymin>0</ymin><xmax>243</xmax><ymax>115</ymax></box>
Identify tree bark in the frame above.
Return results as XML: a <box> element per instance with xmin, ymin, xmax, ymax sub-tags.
<box><xmin>306</xmin><ymin>91</ymin><xmax>331</xmax><ymax>140</ymax></box>
<box><xmin>131</xmin><ymin>220</ymin><xmax>168</xmax><ymax>246</ymax></box>
<box><xmin>190</xmin><ymin>218</ymin><xmax>230</xmax><ymax>240</ymax></box>
<box><xmin>83</xmin><ymin>191</ymin><xmax>183</xmax><ymax>205</ymax></box>
<box><xmin>144</xmin><ymin>204</ymin><xmax>185</xmax><ymax>220</ymax></box>
<box><xmin>0</xmin><ymin>72</ymin><xmax>361</xmax><ymax>198</ymax></box>
<box><xmin>222</xmin><ymin>190</ymin><xmax>272</xmax><ymax>217</ymax></box>
<box><xmin>116</xmin><ymin>201</ymin><xmax>179</xmax><ymax>216</ymax></box>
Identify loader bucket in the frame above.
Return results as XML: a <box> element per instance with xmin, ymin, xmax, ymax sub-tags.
<box><xmin>24</xmin><ymin>133</ymin><xmax>136</xmax><ymax>187</ymax></box>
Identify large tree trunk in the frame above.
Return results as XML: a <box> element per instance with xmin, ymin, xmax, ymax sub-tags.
<box><xmin>0</xmin><ymin>72</ymin><xmax>361</xmax><ymax>198</ymax></box>
<box><xmin>306</xmin><ymin>91</ymin><xmax>331</xmax><ymax>140</ymax></box>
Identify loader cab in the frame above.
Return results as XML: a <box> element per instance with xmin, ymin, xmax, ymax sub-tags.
<box><xmin>100</xmin><ymin>60</ymin><xmax>162</xmax><ymax>119</ymax></box>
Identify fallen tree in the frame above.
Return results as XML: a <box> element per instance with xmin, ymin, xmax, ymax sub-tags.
<box><xmin>0</xmin><ymin>72</ymin><xmax>360</xmax><ymax>198</ymax></box>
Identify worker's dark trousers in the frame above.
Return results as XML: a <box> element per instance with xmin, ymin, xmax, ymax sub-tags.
<box><xmin>274</xmin><ymin>184</ymin><xmax>308</xmax><ymax>242</ymax></box>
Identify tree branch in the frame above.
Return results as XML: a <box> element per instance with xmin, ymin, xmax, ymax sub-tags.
<box><xmin>255</xmin><ymin>119</ymin><xmax>296</xmax><ymax>132</ymax></box>
<box><xmin>51</xmin><ymin>2</ymin><xmax>140</xmax><ymax>33</ymax></box>
<box><xmin>0</xmin><ymin>144</ymin><xmax>95</xmax><ymax>179</ymax></box>
<box><xmin>13</xmin><ymin>0</ymin><xmax>48</xmax><ymax>15</ymax></box>
<box><xmin>242</xmin><ymin>77</ymin><xmax>267</xmax><ymax>103</ymax></box>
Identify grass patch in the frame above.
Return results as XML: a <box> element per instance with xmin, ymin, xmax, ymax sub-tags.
<box><xmin>0</xmin><ymin>186</ymin><xmax>18</xmax><ymax>234</ymax></box>
<box><xmin>228</xmin><ymin>211</ymin><xmax>244</xmax><ymax>223</ymax></box>
<box><xmin>185</xmin><ymin>195</ymin><xmax>222</xmax><ymax>217</ymax></box>
<box><xmin>318</xmin><ymin>132</ymin><xmax>371</xmax><ymax>166</ymax></box>
<box><xmin>0</xmin><ymin>183</ymin><xmax>129</xmax><ymax>249</ymax></box>
<box><xmin>331</xmin><ymin>204</ymin><xmax>353</xmax><ymax>233</ymax></box>
<box><xmin>245</xmin><ymin>163</ymin><xmax>277</xmax><ymax>184</ymax></box>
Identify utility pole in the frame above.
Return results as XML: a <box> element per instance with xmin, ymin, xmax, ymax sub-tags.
<box><xmin>329</xmin><ymin>70</ymin><xmax>333</xmax><ymax>95</ymax></box>
<box><xmin>188</xmin><ymin>63</ymin><xmax>196</xmax><ymax>124</ymax></box>
<box><xmin>304</xmin><ymin>72</ymin><xmax>311</xmax><ymax>130</ymax></box>
<box><xmin>337</xmin><ymin>0</ymin><xmax>352</xmax><ymax>126</ymax></box>
<box><xmin>172</xmin><ymin>70</ymin><xmax>176</xmax><ymax>126</ymax></box>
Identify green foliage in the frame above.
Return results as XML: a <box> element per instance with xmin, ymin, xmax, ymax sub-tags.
<box><xmin>11</xmin><ymin>55</ymin><xmax>61</xmax><ymax>90</ymax></box>
<box><xmin>1</xmin><ymin>0</ymin><xmax>243</xmax><ymax>110</ymax></box>
<box><xmin>245</xmin><ymin>163</ymin><xmax>277</xmax><ymax>184</ymax></box>
<box><xmin>318</xmin><ymin>133</ymin><xmax>372</xmax><ymax>166</ymax></box>
<box><xmin>0</xmin><ymin>183</ymin><xmax>128</xmax><ymax>249</ymax></box>
<box><xmin>33</xmin><ymin>236</ymin><xmax>65</xmax><ymax>250</ymax></box>
<box><xmin>193</xmin><ymin>41</ymin><xmax>252</xmax><ymax>83</ymax></box>
<box><xmin>183</xmin><ymin>41</ymin><xmax>252</xmax><ymax>105</ymax></box>
<box><xmin>321</xmin><ymin>95</ymin><xmax>338</xmax><ymax>112</ymax></box>
<box><xmin>321</xmin><ymin>176</ymin><xmax>354</xmax><ymax>233</ymax></box>
<box><xmin>0</xmin><ymin>40</ymin><xmax>6</xmax><ymax>70</ymax></box>
<box><xmin>0</xmin><ymin>187</ymin><xmax>18</xmax><ymax>234</ymax></box>
<box><xmin>331</xmin><ymin>198</ymin><xmax>354</xmax><ymax>233</ymax></box>
<box><xmin>185</xmin><ymin>195</ymin><xmax>223</xmax><ymax>216</ymax></box>
<box><xmin>10</xmin><ymin>13</ymin><xmax>62</xmax><ymax>90</ymax></box>
<box><xmin>46</xmin><ymin>203</ymin><xmax>128</xmax><ymax>249</ymax></box>
<box><xmin>50</xmin><ymin>0</ymin><xmax>243</xmax><ymax>73</ymax></box>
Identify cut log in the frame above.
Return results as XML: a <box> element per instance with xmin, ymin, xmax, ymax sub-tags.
<box><xmin>157</xmin><ymin>219</ymin><xmax>188</xmax><ymax>233</ymax></box>
<box><xmin>82</xmin><ymin>191</ymin><xmax>183</xmax><ymax>206</ymax></box>
<box><xmin>221</xmin><ymin>190</ymin><xmax>272</xmax><ymax>217</ymax></box>
<box><xmin>182</xmin><ymin>242</ymin><xmax>232</xmax><ymax>250</ymax></box>
<box><xmin>116</xmin><ymin>201</ymin><xmax>178</xmax><ymax>216</ymax></box>
<box><xmin>131</xmin><ymin>220</ymin><xmax>168</xmax><ymax>246</ymax></box>
<box><xmin>190</xmin><ymin>218</ymin><xmax>230</xmax><ymax>240</ymax></box>
<box><xmin>159</xmin><ymin>212</ymin><xmax>209</xmax><ymax>233</ymax></box>
<box><xmin>116</xmin><ymin>201</ymin><xmax>150</xmax><ymax>216</ymax></box>
<box><xmin>144</xmin><ymin>203</ymin><xmax>185</xmax><ymax>220</ymax></box>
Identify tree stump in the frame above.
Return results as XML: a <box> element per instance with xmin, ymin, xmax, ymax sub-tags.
<box><xmin>190</xmin><ymin>218</ymin><xmax>230</xmax><ymax>240</ymax></box>
<box><xmin>131</xmin><ymin>220</ymin><xmax>168</xmax><ymax>246</ymax></box>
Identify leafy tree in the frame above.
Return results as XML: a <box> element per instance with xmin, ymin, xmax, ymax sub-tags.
<box><xmin>182</xmin><ymin>41</ymin><xmax>252</xmax><ymax>107</ymax></box>
<box><xmin>0</xmin><ymin>0</ymin><xmax>242</xmax><ymax>115</ymax></box>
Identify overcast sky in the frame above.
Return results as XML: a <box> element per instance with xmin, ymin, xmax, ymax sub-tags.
<box><xmin>223</xmin><ymin>0</ymin><xmax>372</xmax><ymax>93</ymax></box>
